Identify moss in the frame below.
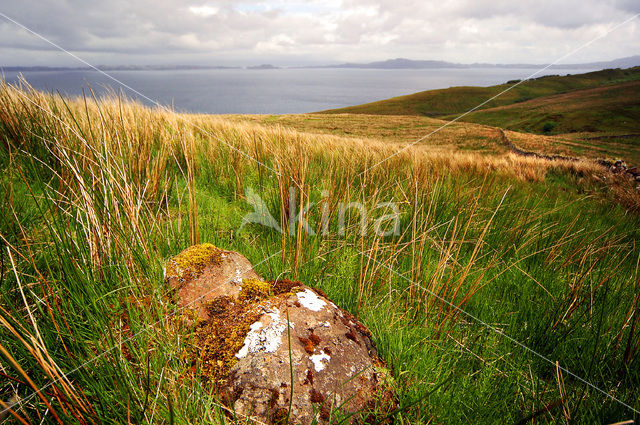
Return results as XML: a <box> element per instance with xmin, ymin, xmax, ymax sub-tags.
<box><xmin>268</xmin><ymin>279</ymin><xmax>304</xmax><ymax>295</ymax></box>
<box><xmin>272</xmin><ymin>408</ymin><xmax>289</xmax><ymax>425</ymax></box>
<box><xmin>238</xmin><ymin>278</ymin><xmax>305</xmax><ymax>304</ymax></box>
<box><xmin>165</xmin><ymin>243</ymin><xmax>223</xmax><ymax>283</ymax></box>
<box><xmin>238</xmin><ymin>278</ymin><xmax>272</xmax><ymax>303</ymax></box>
<box><xmin>361</xmin><ymin>361</ymin><xmax>398</xmax><ymax>424</ymax></box>
<box><xmin>192</xmin><ymin>296</ymin><xmax>261</xmax><ymax>390</ymax></box>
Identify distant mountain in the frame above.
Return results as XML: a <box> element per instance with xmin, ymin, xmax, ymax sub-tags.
<box><xmin>247</xmin><ymin>64</ymin><xmax>280</xmax><ymax>70</ymax></box>
<box><xmin>3</xmin><ymin>55</ymin><xmax>640</xmax><ymax>72</ymax></box>
<box><xmin>309</xmin><ymin>55</ymin><xmax>640</xmax><ymax>70</ymax></box>
<box><xmin>569</xmin><ymin>56</ymin><xmax>640</xmax><ymax>70</ymax></box>
<box><xmin>328</xmin><ymin>58</ymin><xmax>465</xmax><ymax>69</ymax></box>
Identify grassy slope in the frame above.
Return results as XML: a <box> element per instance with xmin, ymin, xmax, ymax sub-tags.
<box><xmin>222</xmin><ymin>113</ymin><xmax>508</xmax><ymax>154</ymax></box>
<box><xmin>1</xmin><ymin>82</ymin><xmax>640</xmax><ymax>425</ymax></box>
<box><xmin>320</xmin><ymin>67</ymin><xmax>640</xmax><ymax>118</ymax></box>
<box><xmin>442</xmin><ymin>80</ymin><xmax>640</xmax><ymax>133</ymax></box>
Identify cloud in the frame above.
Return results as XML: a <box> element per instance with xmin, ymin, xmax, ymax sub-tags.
<box><xmin>0</xmin><ymin>0</ymin><xmax>638</xmax><ymax>66</ymax></box>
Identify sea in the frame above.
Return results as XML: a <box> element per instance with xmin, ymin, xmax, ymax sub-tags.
<box><xmin>1</xmin><ymin>67</ymin><xmax>598</xmax><ymax>114</ymax></box>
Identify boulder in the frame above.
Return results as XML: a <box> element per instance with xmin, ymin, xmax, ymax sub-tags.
<box><xmin>165</xmin><ymin>244</ymin><xmax>395</xmax><ymax>424</ymax></box>
<box><xmin>165</xmin><ymin>243</ymin><xmax>260</xmax><ymax>320</ymax></box>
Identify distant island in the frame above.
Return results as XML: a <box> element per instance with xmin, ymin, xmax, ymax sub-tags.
<box><xmin>3</xmin><ymin>55</ymin><xmax>640</xmax><ymax>72</ymax></box>
<box><xmin>247</xmin><ymin>64</ymin><xmax>280</xmax><ymax>70</ymax></box>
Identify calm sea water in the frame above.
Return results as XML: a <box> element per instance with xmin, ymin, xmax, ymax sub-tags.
<box><xmin>2</xmin><ymin>68</ymin><xmax>596</xmax><ymax>114</ymax></box>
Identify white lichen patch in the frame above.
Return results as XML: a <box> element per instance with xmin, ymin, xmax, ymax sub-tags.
<box><xmin>296</xmin><ymin>289</ymin><xmax>326</xmax><ymax>312</ymax></box>
<box><xmin>236</xmin><ymin>308</ymin><xmax>287</xmax><ymax>359</ymax></box>
<box><xmin>232</xmin><ymin>268</ymin><xmax>242</xmax><ymax>284</ymax></box>
<box><xmin>310</xmin><ymin>351</ymin><xmax>331</xmax><ymax>372</ymax></box>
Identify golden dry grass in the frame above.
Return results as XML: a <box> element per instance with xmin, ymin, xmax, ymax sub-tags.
<box><xmin>0</xmin><ymin>79</ymin><xmax>620</xmax><ymax>200</ymax></box>
<box><xmin>3</xmin><ymin>77</ymin><xmax>625</xmax><ymax>278</ymax></box>
<box><xmin>221</xmin><ymin>113</ymin><xmax>507</xmax><ymax>154</ymax></box>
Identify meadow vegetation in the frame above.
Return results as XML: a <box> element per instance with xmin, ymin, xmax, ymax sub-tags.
<box><xmin>0</xmin><ymin>79</ymin><xmax>639</xmax><ymax>424</ymax></box>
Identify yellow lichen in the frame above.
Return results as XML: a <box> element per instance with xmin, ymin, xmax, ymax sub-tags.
<box><xmin>238</xmin><ymin>278</ymin><xmax>305</xmax><ymax>303</ymax></box>
<box><xmin>238</xmin><ymin>278</ymin><xmax>272</xmax><ymax>303</ymax></box>
<box><xmin>165</xmin><ymin>243</ymin><xmax>222</xmax><ymax>283</ymax></box>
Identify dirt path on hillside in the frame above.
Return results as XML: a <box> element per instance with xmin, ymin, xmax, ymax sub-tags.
<box><xmin>498</xmin><ymin>128</ymin><xmax>640</xmax><ymax>184</ymax></box>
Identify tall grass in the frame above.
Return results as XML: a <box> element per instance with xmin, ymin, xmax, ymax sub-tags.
<box><xmin>0</xmin><ymin>79</ymin><xmax>639</xmax><ymax>424</ymax></box>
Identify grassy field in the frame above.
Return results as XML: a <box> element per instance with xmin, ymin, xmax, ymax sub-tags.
<box><xmin>1</xmin><ymin>79</ymin><xmax>640</xmax><ymax>425</ymax></box>
<box><xmin>224</xmin><ymin>111</ymin><xmax>640</xmax><ymax>166</ymax></box>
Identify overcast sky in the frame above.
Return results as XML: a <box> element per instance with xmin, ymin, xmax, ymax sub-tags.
<box><xmin>0</xmin><ymin>0</ymin><xmax>639</xmax><ymax>67</ymax></box>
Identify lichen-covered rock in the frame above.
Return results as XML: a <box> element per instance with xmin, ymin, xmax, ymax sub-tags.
<box><xmin>165</xmin><ymin>243</ymin><xmax>261</xmax><ymax>320</ymax></box>
<box><xmin>167</xmin><ymin>244</ymin><xmax>395</xmax><ymax>424</ymax></box>
<box><xmin>228</xmin><ymin>286</ymin><xmax>395</xmax><ymax>424</ymax></box>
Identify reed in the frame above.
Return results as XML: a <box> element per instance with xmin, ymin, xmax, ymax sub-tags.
<box><xmin>0</xmin><ymin>80</ymin><xmax>638</xmax><ymax>423</ymax></box>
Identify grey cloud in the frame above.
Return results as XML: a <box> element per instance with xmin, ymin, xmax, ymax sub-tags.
<box><xmin>0</xmin><ymin>0</ymin><xmax>638</xmax><ymax>66</ymax></box>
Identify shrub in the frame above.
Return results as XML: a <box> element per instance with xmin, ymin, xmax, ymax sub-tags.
<box><xmin>542</xmin><ymin>121</ymin><xmax>557</xmax><ymax>133</ymax></box>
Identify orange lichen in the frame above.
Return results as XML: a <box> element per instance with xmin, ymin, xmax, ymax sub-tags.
<box><xmin>304</xmin><ymin>368</ymin><xmax>314</xmax><ymax>385</ymax></box>
<box><xmin>310</xmin><ymin>388</ymin><xmax>325</xmax><ymax>404</ymax></box>
<box><xmin>268</xmin><ymin>279</ymin><xmax>304</xmax><ymax>294</ymax></box>
<box><xmin>299</xmin><ymin>331</ymin><xmax>321</xmax><ymax>354</ymax></box>
<box><xmin>309</xmin><ymin>333</ymin><xmax>321</xmax><ymax>346</ymax></box>
<box><xmin>345</xmin><ymin>326</ymin><xmax>358</xmax><ymax>343</ymax></box>
<box><xmin>299</xmin><ymin>337</ymin><xmax>315</xmax><ymax>354</ymax></box>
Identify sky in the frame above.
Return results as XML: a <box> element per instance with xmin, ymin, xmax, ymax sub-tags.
<box><xmin>0</xmin><ymin>0</ymin><xmax>639</xmax><ymax>67</ymax></box>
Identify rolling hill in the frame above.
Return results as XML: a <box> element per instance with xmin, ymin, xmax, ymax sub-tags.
<box><xmin>443</xmin><ymin>79</ymin><xmax>640</xmax><ymax>134</ymax></box>
<box><xmin>320</xmin><ymin>67</ymin><xmax>640</xmax><ymax>123</ymax></box>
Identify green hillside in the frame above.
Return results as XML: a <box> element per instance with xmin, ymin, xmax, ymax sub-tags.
<box><xmin>441</xmin><ymin>80</ymin><xmax>640</xmax><ymax>134</ymax></box>
<box><xmin>321</xmin><ymin>67</ymin><xmax>640</xmax><ymax>119</ymax></box>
